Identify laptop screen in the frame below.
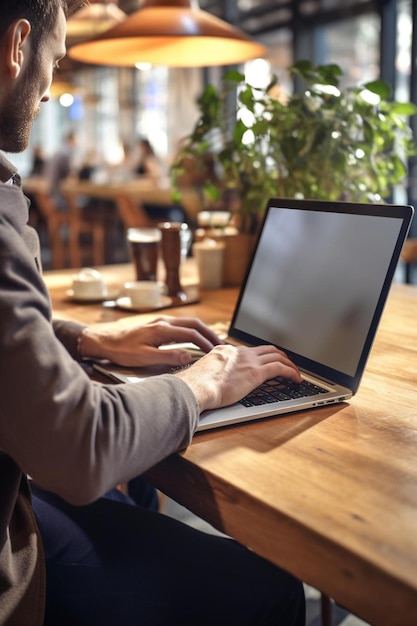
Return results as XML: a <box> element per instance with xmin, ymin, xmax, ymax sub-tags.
<box><xmin>229</xmin><ymin>198</ymin><xmax>413</xmax><ymax>393</ymax></box>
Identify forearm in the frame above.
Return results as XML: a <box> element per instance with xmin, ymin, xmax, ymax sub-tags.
<box><xmin>2</xmin><ymin>317</ymin><xmax>199</xmax><ymax>504</ymax></box>
<box><xmin>1</xmin><ymin>243</ymin><xmax>198</xmax><ymax>504</ymax></box>
<box><xmin>53</xmin><ymin>319</ymin><xmax>87</xmax><ymax>360</ymax></box>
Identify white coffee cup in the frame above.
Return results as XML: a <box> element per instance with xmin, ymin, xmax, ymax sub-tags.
<box><xmin>124</xmin><ymin>280</ymin><xmax>162</xmax><ymax>308</ymax></box>
<box><xmin>193</xmin><ymin>239</ymin><xmax>225</xmax><ymax>289</ymax></box>
<box><xmin>72</xmin><ymin>268</ymin><xmax>107</xmax><ymax>299</ymax></box>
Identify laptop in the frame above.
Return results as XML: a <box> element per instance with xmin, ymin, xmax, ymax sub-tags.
<box><xmin>94</xmin><ymin>197</ymin><xmax>414</xmax><ymax>431</ymax></box>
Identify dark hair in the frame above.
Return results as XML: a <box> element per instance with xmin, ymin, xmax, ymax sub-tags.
<box><xmin>0</xmin><ymin>0</ymin><xmax>86</xmax><ymax>52</ymax></box>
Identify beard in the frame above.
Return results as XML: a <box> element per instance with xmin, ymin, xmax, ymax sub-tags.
<box><xmin>0</xmin><ymin>74</ymin><xmax>41</xmax><ymax>153</ymax></box>
<box><xmin>0</xmin><ymin>97</ymin><xmax>40</xmax><ymax>153</ymax></box>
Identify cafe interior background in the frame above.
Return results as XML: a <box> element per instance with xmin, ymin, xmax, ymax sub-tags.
<box><xmin>11</xmin><ymin>2</ymin><xmax>416</xmax><ymax>623</ymax></box>
<box><xmin>11</xmin><ymin>0</ymin><xmax>417</xmax><ymax>280</ymax></box>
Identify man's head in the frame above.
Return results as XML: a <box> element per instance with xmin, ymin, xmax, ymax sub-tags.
<box><xmin>0</xmin><ymin>0</ymin><xmax>86</xmax><ymax>153</ymax></box>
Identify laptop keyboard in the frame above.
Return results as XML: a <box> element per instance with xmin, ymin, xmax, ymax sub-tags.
<box><xmin>239</xmin><ymin>376</ymin><xmax>328</xmax><ymax>407</ymax></box>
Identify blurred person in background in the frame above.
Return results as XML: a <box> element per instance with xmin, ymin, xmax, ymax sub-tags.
<box><xmin>30</xmin><ymin>144</ymin><xmax>46</xmax><ymax>176</ymax></box>
<box><xmin>131</xmin><ymin>137</ymin><xmax>163</xmax><ymax>179</ymax></box>
<box><xmin>45</xmin><ymin>129</ymin><xmax>77</xmax><ymax>208</ymax></box>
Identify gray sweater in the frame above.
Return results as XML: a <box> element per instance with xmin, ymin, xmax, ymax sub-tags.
<box><xmin>0</xmin><ymin>154</ymin><xmax>199</xmax><ymax>624</ymax></box>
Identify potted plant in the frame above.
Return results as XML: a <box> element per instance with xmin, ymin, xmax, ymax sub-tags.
<box><xmin>171</xmin><ymin>61</ymin><xmax>416</xmax><ymax>282</ymax></box>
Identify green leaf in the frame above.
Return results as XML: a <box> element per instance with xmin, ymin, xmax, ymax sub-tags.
<box><xmin>239</xmin><ymin>86</ymin><xmax>256</xmax><ymax>111</ymax></box>
<box><xmin>315</xmin><ymin>64</ymin><xmax>342</xmax><ymax>86</ymax></box>
<box><xmin>233</xmin><ymin>119</ymin><xmax>248</xmax><ymax>144</ymax></box>
<box><xmin>171</xmin><ymin>60</ymin><xmax>416</xmax><ymax>233</ymax></box>
<box><xmin>203</xmin><ymin>182</ymin><xmax>221</xmax><ymax>202</ymax></box>
<box><xmin>223</xmin><ymin>69</ymin><xmax>245</xmax><ymax>83</ymax></box>
<box><xmin>289</xmin><ymin>60</ymin><xmax>314</xmax><ymax>76</ymax></box>
<box><xmin>363</xmin><ymin>80</ymin><xmax>391</xmax><ymax>99</ymax></box>
<box><xmin>389</xmin><ymin>102</ymin><xmax>417</xmax><ymax>116</ymax></box>
<box><xmin>265</xmin><ymin>75</ymin><xmax>279</xmax><ymax>93</ymax></box>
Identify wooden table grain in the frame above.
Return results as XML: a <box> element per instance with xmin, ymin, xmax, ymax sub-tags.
<box><xmin>44</xmin><ymin>263</ymin><xmax>417</xmax><ymax>626</ymax></box>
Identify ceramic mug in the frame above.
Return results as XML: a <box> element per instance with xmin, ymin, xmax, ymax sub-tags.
<box><xmin>193</xmin><ymin>239</ymin><xmax>225</xmax><ymax>289</ymax></box>
<box><xmin>124</xmin><ymin>280</ymin><xmax>162</xmax><ymax>308</ymax></box>
<box><xmin>72</xmin><ymin>268</ymin><xmax>107</xmax><ymax>300</ymax></box>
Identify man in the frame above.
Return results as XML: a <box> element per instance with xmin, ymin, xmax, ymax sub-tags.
<box><xmin>0</xmin><ymin>1</ymin><xmax>306</xmax><ymax>624</ymax></box>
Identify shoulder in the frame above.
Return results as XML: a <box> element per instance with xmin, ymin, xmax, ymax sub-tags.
<box><xmin>0</xmin><ymin>183</ymin><xmax>31</xmax><ymax>234</ymax></box>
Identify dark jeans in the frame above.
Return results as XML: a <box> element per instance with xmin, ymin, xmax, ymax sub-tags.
<box><xmin>32</xmin><ymin>479</ymin><xmax>305</xmax><ymax>626</ymax></box>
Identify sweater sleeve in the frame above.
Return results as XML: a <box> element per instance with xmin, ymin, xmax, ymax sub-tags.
<box><xmin>0</xmin><ymin>184</ymin><xmax>199</xmax><ymax>505</ymax></box>
<box><xmin>52</xmin><ymin>319</ymin><xmax>86</xmax><ymax>360</ymax></box>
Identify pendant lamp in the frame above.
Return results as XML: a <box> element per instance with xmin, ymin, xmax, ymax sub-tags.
<box><xmin>68</xmin><ymin>0</ymin><xmax>266</xmax><ymax>67</ymax></box>
<box><xmin>66</xmin><ymin>1</ymin><xmax>127</xmax><ymax>39</ymax></box>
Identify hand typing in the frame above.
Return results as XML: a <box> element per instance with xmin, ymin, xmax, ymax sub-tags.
<box><xmin>176</xmin><ymin>344</ymin><xmax>302</xmax><ymax>413</ymax></box>
<box><xmin>78</xmin><ymin>316</ymin><xmax>223</xmax><ymax>367</ymax></box>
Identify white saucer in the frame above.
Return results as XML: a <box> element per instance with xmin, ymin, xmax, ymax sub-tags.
<box><xmin>116</xmin><ymin>295</ymin><xmax>172</xmax><ymax>312</ymax></box>
<box><xmin>66</xmin><ymin>289</ymin><xmax>118</xmax><ymax>303</ymax></box>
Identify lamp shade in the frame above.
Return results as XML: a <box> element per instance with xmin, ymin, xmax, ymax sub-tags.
<box><xmin>68</xmin><ymin>0</ymin><xmax>266</xmax><ymax>67</ymax></box>
<box><xmin>66</xmin><ymin>2</ymin><xmax>127</xmax><ymax>39</ymax></box>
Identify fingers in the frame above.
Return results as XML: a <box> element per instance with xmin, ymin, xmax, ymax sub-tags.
<box><xmin>250</xmin><ymin>345</ymin><xmax>302</xmax><ymax>382</ymax></box>
<box><xmin>89</xmin><ymin>316</ymin><xmax>301</xmax><ymax>385</ymax></box>
<box><xmin>129</xmin><ymin>345</ymin><xmax>194</xmax><ymax>367</ymax></box>
<box><xmin>150</xmin><ymin>317</ymin><xmax>224</xmax><ymax>353</ymax></box>
<box><xmin>227</xmin><ymin>344</ymin><xmax>302</xmax><ymax>386</ymax></box>
<box><xmin>93</xmin><ymin>317</ymin><xmax>223</xmax><ymax>367</ymax></box>
<box><xmin>165</xmin><ymin>316</ymin><xmax>225</xmax><ymax>347</ymax></box>
<box><xmin>177</xmin><ymin>343</ymin><xmax>302</xmax><ymax>413</ymax></box>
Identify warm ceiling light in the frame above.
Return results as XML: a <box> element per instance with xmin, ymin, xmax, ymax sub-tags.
<box><xmin>59</xmin><ymin>93</ymin><xmax>75</xmax><ymax>107</ymax></box>
<box><xmin>68</xmin><ymin>0</ymin><xmax>266</xmax><ymax>68</ymax></box>
<box><xmin>66</xmin><ymin>1</ymin><xmax>126</xmax><ymax>39</ymax></box>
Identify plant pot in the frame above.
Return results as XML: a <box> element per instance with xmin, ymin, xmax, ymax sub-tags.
<box><xmin>220</xmin><ymin>232</ymin><xmax>256</xmax><ymax>286</ymax></box>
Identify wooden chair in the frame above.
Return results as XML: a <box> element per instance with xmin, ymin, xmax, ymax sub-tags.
<box><xmin>113</xmin><ymin>192</ymin><xmax>160</xmax><ymax>230</ymax></box>
<box><xmin>321</xmin><ymin>594</ymin><xmax>332</xmax><ymax>626</ymax></box>
<box><xmin>62</xmin><ymin>189</ymin><xmax>106</xmax><ymax>268</ymax></box>
<box><xmin>32</xmin><ymin>189</ymin><xmax>105</xmax><ymax>269</ymax></box>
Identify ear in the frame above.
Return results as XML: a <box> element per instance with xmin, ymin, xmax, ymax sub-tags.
<box><xmin>5</xmin><ymin>19</ymin><xmax>31</xmax><ymax>79</ymax></box>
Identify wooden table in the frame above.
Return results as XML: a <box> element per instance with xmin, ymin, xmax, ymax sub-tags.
<box><xmin>44</xmin><ymin>263</ymin><xmax>417</xmax><ymax>626</ymax></box>
<box><xmin>23</xmin><ymin>177</ymin><xmax>203</xmax><ymax>268</ymax></box>
<box><xmin>22</xmin><ymin>176</ymin><xmax>202</xmax><ymax>221</ymax></box>
<box><xmin>59</xmin><ymin>178</ymin><xmax>203</xmax><ymax>223</ymax></box>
